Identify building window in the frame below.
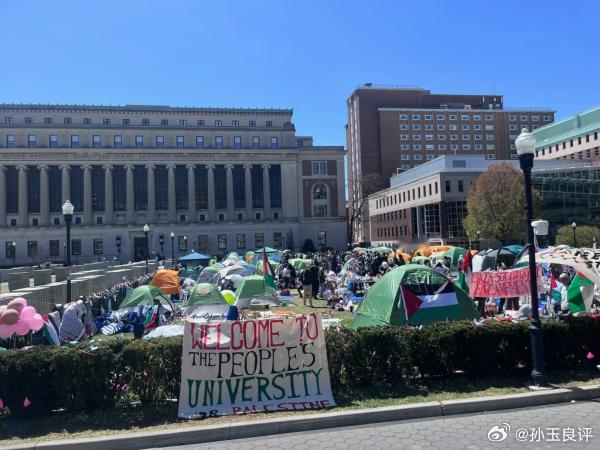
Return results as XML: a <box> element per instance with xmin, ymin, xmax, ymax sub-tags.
<box><xmin>473</xmin><ymin>124</ymin><xmax>482</xmax><ymax>130</ymax></box>
<box><xmin>543</xmin><ymin>115</ymin><xmax>551</xmax><ymax>121</ymax></box>
<box><xmin>270</xmin><ymin>137</ymin><xmax>278</xmax><ymax>149</ymax></box>
<box><xmin>450</xmin><ymin>135</ymin><xmax>458</xmax><ymax>141</ymax></box>
<box><xmin>215</xmin><ymin>136</ymin><xmax>223</xmax><ymax>149</ymax></box>
<box><xmin>461</xmin><ymin>115</ymin><xmax>469</xmax><ymax>121</ymax></box>
<box><xmin>49</xmin><ymin>134</ymin><xmax>58</xmax><ymax>148</ymax></box>
<box><xmin>401</xmin><ymin>144</ymin><xmax>409</xmax><ymax>151</ymax></box>
<box><xmin>413</xmin><ymin>134</ymin><xmax>421</xmax><ymax>140</ymax></box>
<box><xmin>436</xmin><ymin>114</ymin><xmax>445</xmax><ymax>120</ymax></box>
<box><xmin>234</xmin><ymin>136</ymin><xmax>241</xmax><ymax>149</ymax></box>
<box><xmin>197</xmin><ymin>235</ymin><xmax>208</xmax><ymax>251</ymax></box>
<box><xmin>64</xmin><ymin>117</ymin><xmax>72</xmax><ymax>124</ymax></box>
<box><xmin>179</xmin><ymin>119</ymin><xmax>187</xmax><ymax>126</ymax></box>
<box><xmin>218</xmin><ymin>234</ymin><xmax>227</xmax><ymax>250</ymax></box>
<box><xmin>197</xmin><ymin>119</ymin><xmax>205</xmax><ymax>126</ymax></box>
<box><xmin>425</xmin><ymin>135</ymin><xmax>433</xmax><ymax>141</ymax></box>
<box><xmin>236</xmin><ymin>233</ymin><xmax>245</xmax><ymax>249</ymax></box>
<box><xmin>412</xmin><ymin>114</ymin><xmax>420</xmax><ymax>120</ymax></box>
<box><xmin>412</xmin><ymin>124</ymin><xmax>421</xmax><ymax>130</ymax></box>
<box><xmin>438</xmin><ymin>144</ymin><xmax>446</xmax><ymax>151</ymax></box>
<box><xmin>142</xmin><ymin>118</ymin><xmax>150</xmax><ymax>126</ymax></box>
<box><xmin>28</xmin><ymin>134</ymin><xmax>37</xmax><ymax>148</ymax></box>
<box><xmin>474</xmin><ymin>135</ymin><xmax>482</xmax><ymax>140</ymax></box>
<box><xmin>424</xmin><ymin>114</ymin><xmax>432</xmax><ymax>120</ymax></box>
<box><xmin>232</xmin><ymin>120</ymin><xmax>240</xmax><ymax>127</ymax></box>
<box><xmin>445</xmin><ymin>180</ymin><xmax>451</xmax><ymax>192</ymax></box>
<box><xmin>122</xmin><ymin>118</ymin><xmax>130</xmax><ymax>125</ymax></box>
<box><xmin>532</xmin><ymin>115</ymin><xmax>539</xmax><ymax>121</ymax></box>
<box><xmin>414</xmin><ymin>154</ymin><xmax>423</xmax><ymax>160</ymax></box>
<box><xmin>401</xmin><ymin>154</ymin><xmax>409</xmax><ymax>160</ymax></box>
<box><xmin>458</xmin><ymin>180</ymin><xmax>464</xmax><ymax>192</ymax></box>
<box><xmin>266</xmin><ymin>120</ymin><xmax>273</xmax><ymax>127</ymax></box>
<box><xmin>196</xmin><ymin>136</ymin><xmax>204</xmax><ymax>149</ymax></box>
<box><xmin>176</xmin><ymin>136</ymin><xmax>184</xmax><ymax>148</ymax></box>
<box><xmin>312</xmin><ymin>161</ymin><xmax>327</xmax><ymax>175</ymax></box>
<box><xmin>49</xmin><ymin>240</ymin><xmax>59</xmax><ymax>257</ymax></box>
<box><xmin>252</xmin><ymin>136</ymin><xmax>260</xmax><ymax>149</ymax></box>
<box><xmin>413</xmin><ymin>144</ymin><xmax>421</xmax><ymax>150</ymax></box>
<box><xmin>425</xmin><ymin>124</ymin><xmax>433</xmax><ymax>130</ymax></box>
<box><xmin>462</xmin><ymin>135</ymin><xmax>470</xmax><ymax>141</ymax></box>
<box><xmin>114</xmin><ymin>135</ymin><xmax>122</xmax><ymax>148</ymax></box>
<box><xmin>400</xmin><ymin>134</ymin><xmax>409</xmax><ymax>140</ymax></box>
<box><xmin>92</xmin><ymin>135</ymin><xmax>101</xmax><ymax>148</ymax></box>
<box><xmin>44</xmin><ymin>117</ymin><xmax>53</xmax><ymax>124</ymax></box>
<box><xmin>438</xmin><ymin>135</ymin><xmax>446</xmax><ymax>141</ymax></box>
<box><xmin>297</xmin><ymin>140</ymin><xmax>304</xmax><ymax>147</ymax></box>
<box><xmin>312</xmin><ymin>183</ymin><xmax>328</xmax><ymax>217</ymax></box>
<box><xmin>399</xmin><ymin>114</ymin><xmax>408</xmax><ymax>120</ymax></box>
<box><xmin>215</xmin><ymin>120</ymin><xmax>222</xmax><ymax>127</ymax></box>
<box><xmin>27</xmin><ymin>241</ymin><xmax>37</xmax><ymax>257</ymax></box>
<box><xmin>255</xmin><ymin>233</ymin><xmax>264</xmax><ymax>248</ymax></box>
<box><xmin>449</xmin><ymin>115</ymin><xmax>456</xmax><ymax>120</ymax></box>
<box><xmin>161</xmin><ymin>119</ymin><xmax>169</xmax><ymax>126</ymax></box>
<box><xmin>520</xmin><ymin>115</ymin><xmax>528</xmax><ymax>121</ymax></box>
<box><xmin>178</xmin><ymin>236</ymin><xmax>188</xmax><ymax>251</ymax></box>
<box><xmin>24</xmin><ymin>116</ymin><xmax>33</xmax><ymax>124</ymax></box>
<box><xmin>437</xmin><ymin>124</ymin><xmax>445</xmax><ymax>130</ymax></box>
<box><xmin>71</xmin><ymin>239</ymin><xmax>81</xmax><ymax>256</ymax></box>
<box><xmin>249</xmin><ymin>120</ymin><xmax>256</xmax><ymax>127</ymax></box>
<box><xmin>103</xmin><ymin>118</ymin><xmax>111</xmax><ymax>125</ymax></box>
<box><xmin>156</xmin><ymin>136</ymin><xmax>165</xmax><ymax>149</ymax></box>
<box><xmin>450</xmin><ymin>144</ymin><xmax>459</xmax><ymax>151</ymax></box>
<box><xmin>475</xmin><ymin>144</ymin><xmax>483</xmax><ymax>150</ymax></box>
<box><xmin>93</xmin><ymin>239</ymin><xmax>103</xmax><ymax>255</ymax></box>
<box><xmin>71</xmin><ymin>135</ymin><xmax>79</xmax><ymax>148</ymax></box>
<box><xmin>509</xmin><ymin>115</ymin><xmax>516</xmax><ymax>121</ymax></box>
<box><xmin>485</xmin><ymin>115</ymin><xmax>493</xmax><ymax>121</ymax></box>
<box><xmin>400</xmin><ymin>124</ymin><xmax>408</xmax><ymax>130</ymax></box>
<box><xmin>462</xmin><ymin>124</ymin><xmax>470</xmax><ymax>130</ymax></box>
<box><xmin>135</xmin><ymin>135</ymin><xmax>144</xmax><ymax>148</ymax></box>
<box><xmin>273</xmin><ymin>232</ymin><xmax>283</xmax><ymax>248</ymax></box>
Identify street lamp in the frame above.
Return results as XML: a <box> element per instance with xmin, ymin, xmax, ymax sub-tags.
<box><xmin>170</xmin><ymin>232</ymin><xmax>175</xmax><ymax>267</ymax></box>
<box><xmin>11</xmin><ymin>241</ymin><xmax>16</xmax><ymax>267</ymax></box>
<box><xmin>159</xmin><ymin>234</ymin><xmax>165</xmax><ymax>257</ymax></box>
<box><xmin>515</xmin><ymin>128</ymin><xmax>546</xmax><ymax>386</ymax></box>
<box><xmin>116</xmin><ymin>235</ymin><xmax>122</xmax><ymax>259</ymax></box>
<box><xmin>476</xmin><ymin>230</ymin><xmax>481</xmax><ymax>250</ymax></box>
<box><xmin>62</xmin><ymin>200</ymin><xmax>74</xmax><ymax>305</ymax></box>
<box><xmin>143</xmin><ymin>224</ymin><xmax>150</xmax><ymax>274</ymax></box>
<box><xmin>572</xmin><ymin>222</ymin><xmax>577</xmax><ymax>247</ymax></box>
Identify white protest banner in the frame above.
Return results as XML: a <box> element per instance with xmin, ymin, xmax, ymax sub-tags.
<box><xmin>522</xmin><ymin>245</ymin><xmax>600</xmax><ymax>286</ymax></box>
<box><xmin>178</xmin><ymin>313</ymin><xmax>336</xmax><ymax>419</ymax></box>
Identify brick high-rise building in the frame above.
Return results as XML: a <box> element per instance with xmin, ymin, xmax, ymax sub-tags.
<box><xmin>346</xmin><ymin>84</ymin><xmax>555</xmax><ymax>243</ymax></box>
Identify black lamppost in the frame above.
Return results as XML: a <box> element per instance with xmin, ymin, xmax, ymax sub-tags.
<box><xmin>170</xmin><ymin>232</ymin><xmax>175</xmax><ymax>266</ymax></box>
<box><xmin>515</xmin><ymin>128</ymin><xmax>546</xmax><ymax>386</ymax></box>
<box><xmin>62</xmin><ymin>200</ymin><xmax>74</xmax><ymax>305</ymax></box>
<box><xmin>572</xmin><ymin>222</ymin><xmax>577</xmax><ymax>247</ymax></box>
<box><xmin>116</xmin><ymin>236</ymin><xmax>122</xmax><ymax>260</ymax></box>
<box><xmin>476</xmin><ymin>230</ymin><xmax>481</xmax><ymax>250</ymax></box>
<box><xmin>159</xmin><ymin>234</ymin><xmax>165</xmax><ymax>260</ymax></box>
<box><xmin>143</xmin><ymin>224</ymin><xmax>150</xmax><ymax>274</ymax></box>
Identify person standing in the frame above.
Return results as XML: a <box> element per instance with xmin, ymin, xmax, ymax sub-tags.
<box><xmin>310</xmin><ymin>261</ymin><xmax>320</xmax><ymax>301</ymax></box>
<box><xmin>300</xmin><ymin>266</ymin><xmax>315</xmax><ymax>307</ymax></box>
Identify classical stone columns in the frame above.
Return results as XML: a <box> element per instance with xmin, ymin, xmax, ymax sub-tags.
<box><xmin>61</xmin><ymin>165</ymin><xmax>71</xmax><ymax>204</ymax></box>
<box><xmin>17</xmin><ymin>165</ymin><xmax>28</xmax><ymax>226</ymax></box>
<box><xmin>82</xmin><ymin>165</ymin><xmax>93</xmax><ymax>225</ymax></box>
<box><xmin>125</xmin><ymin>165</ymin><xmax>135</xmax><ymax>223</ymax></box>
<box><xmin>146</xmin><ymin>164</ymin><xmax>155</xmax><ymax>223</ymax></box>
<box><xmin>38</xmin><ymin>165</ymin><xmax>50</xmax><ymax>226</ymax></box>
<box><xmin>167</xmin><ymin>164</ymin><xmax>176</xmax><ymax>222</ymax></box>
<box><xmin>103</xmin><ymin>165</ymin><xmax>113</xmax><ymax>225</ymax></box>
<box><xmin>262</xmin><ymin>164</ymin><xmax>271</xmax><ymax>219</ymax></box>
<box><xmin>225</xmin><ymin>164</ymin><xmax>234</xmax><ymax>219</ymax></box>
<box><xmin>187</xmin><ymin>164</ymin><xmax>196</xmax><ymax>222</ymax></box>
<box><xmin>244</xmin><ymin>164</ymin><xmax>253</xmax><ymax>219</ymax></box>
<box><xmin>0</xmin><ymin>166</ymin><xmax>6</xmax><ymax>226</ymax></box>
<box><xmin>207</xmin><ymin>164</ymin><xmax>216</xmax><ymax>221</ymax></box>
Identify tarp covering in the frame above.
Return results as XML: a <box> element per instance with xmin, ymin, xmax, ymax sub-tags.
<box><xmin>119</xmin><ymin>285</ymin><xmax>172</xmax><ymax>309</ymax></box>
<box><xmin>178</xmin><ymin>252</ymin><xmax>211</xmax><ymax>262</ymax></box>
<box><xmin>150</xmin><ymin>269</ymin><xmax>182</xmax><ymax>296</ymax></box>
<box><xmin>235</xmin><ymin>275</ymin><xmax>276</xmax><ymax>299</ymax></box>
<box><xmin>184</xmin><ymin>283</ymin><xmax>229</xmax><ymax>317</ymax></box>
<box><xmin>197</xmin><ymin>266</ymin><xmax>220</xmax><ymax>284</ymax></box>
<box><xmin>351</xmin><ymin>265</ymin><xmax>478</xmax><ymax>328</ymax></box>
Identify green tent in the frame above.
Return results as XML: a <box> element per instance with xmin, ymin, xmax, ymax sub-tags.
<box><xmin>119</xmin><ymin>285</ymin><xmax>172</xmax><ymax>309</ymax></box>
<box><xmin>351</xmin><ymin>265</ymin><xmax>478</xmax><ymax>328</ymax></box>
<box><xmin>369</xmin><ymin>246</ymin><xmax>392</xmax><ymax>253</ymax></box>
<box><xmin>442</xmin><ymin>247</ymin><xmax>467</xmax><ymax>269</ymax></box>
<box><xmin>409</xmin><ymin>255</ymin><xmax>429</xmax><ymax>265</ymax></box>
<box><xmin>235</xmin><ymin>274</ymin><xmax>275</xmax><ymax>299</ymax></box>
<box><xmin>188</xmin><ymin>283</ymin><xmax>228</xmax><ymax>306</ymax></box>
<box><xmin>255</xmin><ymin>247</ymin><xmax>279</xmax><ymax>254</ymax></box>
<box><xmin>289</xmin><ymin>258</ymin><xmax>312</xmax><ymax>270</ymax></box>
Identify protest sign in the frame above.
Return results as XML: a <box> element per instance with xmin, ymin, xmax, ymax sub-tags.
<box><xmin>470</xmin><ymin>265</ymin><xmax>542</xmax><ymax>298</ymax></box>
<box><xmin>178</xmin><ymin>313</ymin><xmax>336</xmax><ymax>419</ymax></box>
<box><xmin>532</xmin><ymin>246</ymin><xmax>600</xmax><ymax>286</ymax></box>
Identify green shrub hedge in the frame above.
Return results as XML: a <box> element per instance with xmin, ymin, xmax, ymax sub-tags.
<box><xmin>1</xmin><ymin>317</ymin><xmax>599</xmax><ymax>419</ymax></box>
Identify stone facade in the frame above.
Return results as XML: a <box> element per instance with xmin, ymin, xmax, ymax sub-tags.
<box><xmin>0</xmin><ymin>104</ymin><xmax>346</xmax><ymax>265</ymax></box>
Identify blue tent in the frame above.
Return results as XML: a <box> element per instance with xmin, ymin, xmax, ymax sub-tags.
<box><xmin>178</xmin><ymin>252</ymin><xmax>211</xmax><ymax>265</ymax></box>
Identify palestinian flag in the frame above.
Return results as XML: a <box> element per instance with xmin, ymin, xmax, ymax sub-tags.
<box><xmin>567</xmin><ymin>273</ymin><xmax>594</xmax><ymax>313</ymax></box>
<box><xmin>401</xmin><ymin>281</ymin><xmax>459</xmax><ymax>321</ymax></box>
<box><xmin>262</xmin><ymin>247</ymin><xmax>277</xmax><ymax>290</ymax></box>
<box><xmin>457</xmin><ymin>247</ymin><xmax>472</xmax><ymax>294</ymax></box>
<box><xmin>549</xmin><ymin>273</ymin><xmax>562</xmax><ymax>304</ymax></box>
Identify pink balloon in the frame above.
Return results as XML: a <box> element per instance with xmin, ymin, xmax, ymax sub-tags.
<box><xmin>28</xmin><ymin>314</ymin><xmax>44</xmax><ymax>332</ymax></box>
<box><xmin>7</xmin><ymin>298</ymin><xmax>27</xmax><ymax>314</ymax></box>
<box><xmin>0</xmin><ymin>324</ymin><xmax>13</xmax><ymax>338</ymax></box>
<box><xmin>20</xmin><ymin>306</ymin><xmax>36</xmax><ymax>320</ymax></box>
<box><xmin>14</xmin><ymin>320</ymin><xmax>30</xmax><ymax>336</ymax></box>
<box><xmin>1</xmin><ymin>309</ymin><xmax>19</xmax><ymax>325</ymax></box>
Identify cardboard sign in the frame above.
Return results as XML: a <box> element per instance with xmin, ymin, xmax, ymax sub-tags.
<box><xmin>470</xmin><ymin>265</ymin><xmax>542</xmax><ymax>298</ymax></box>
<box><xmin>533</xmin><ymin>246</ymin><xmax>600</xmax><ymax>286</ymax></box>
<box><xmin>178</xmin><ymin>313</ymin><xmax>336</xmax><ymax>419</ymax></box>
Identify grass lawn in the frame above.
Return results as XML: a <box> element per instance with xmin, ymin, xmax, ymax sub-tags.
<box><xmin>1</xmin><ymin>368</ymin><xmax>599</xmax><ymax>445</ymax></box>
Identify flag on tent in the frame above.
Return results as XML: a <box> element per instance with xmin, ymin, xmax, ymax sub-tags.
<box><xmin>262</xmin><ymin>247</ymin><xmax>277</xmax><ymax>290</ymax></box>
<box><xmin>457</xmin><ymin>247</ymin><xmax>472</xmax><ymax>293</ymax></box>
<box><xmin>549</xmin><ymin>273</ymin><xmax>562</xmax><ymax>304</ymax></box>
<box><xmin>400</xmin><ymin>282</ymin><xmax>459</xmax><ymax>320</ymax></box>
<box><xmin>567</xmin><ymin>273</ymin><xmax>594</xmax><ymax>313</ymax></box>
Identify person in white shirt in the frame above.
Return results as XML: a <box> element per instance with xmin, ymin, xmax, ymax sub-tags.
<box><xmin>559</xmin><ymin>273</ymin><xmax>571</xmax><ymax>314</ymax></box>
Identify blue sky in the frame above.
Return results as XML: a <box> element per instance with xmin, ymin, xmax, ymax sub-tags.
<box><xmin>1</xmin><ymin>0</ymin><xmax>598</xmax><ymax>145</ymax></box>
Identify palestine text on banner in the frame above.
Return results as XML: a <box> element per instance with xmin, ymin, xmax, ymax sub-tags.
<box><xmin>470</xmin><ymin>265</ymin><xmax>542</xmax><ymax>298</ymax></box>
<box><xmin>178</xmin><ymin>313</ymin><xmax>336</xmax><ymax>419</ymax></box>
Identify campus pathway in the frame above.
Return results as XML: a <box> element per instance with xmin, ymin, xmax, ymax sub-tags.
<box><xmin>152</xmin><ymin>399</ymin><xmax>600</xmax><ymax>449</ymax></box>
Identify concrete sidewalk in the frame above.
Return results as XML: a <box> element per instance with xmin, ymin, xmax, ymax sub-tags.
<box><xmin>4</xmin><ymin>384</ymin><xmax>600</xmax><ymax>450</ymax></box>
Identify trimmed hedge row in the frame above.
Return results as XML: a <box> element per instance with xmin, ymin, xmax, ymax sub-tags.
<box><xmin>1</xmin><ymin>317</ymin><xmax>599</xmax><ymax>418</ymax></box>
